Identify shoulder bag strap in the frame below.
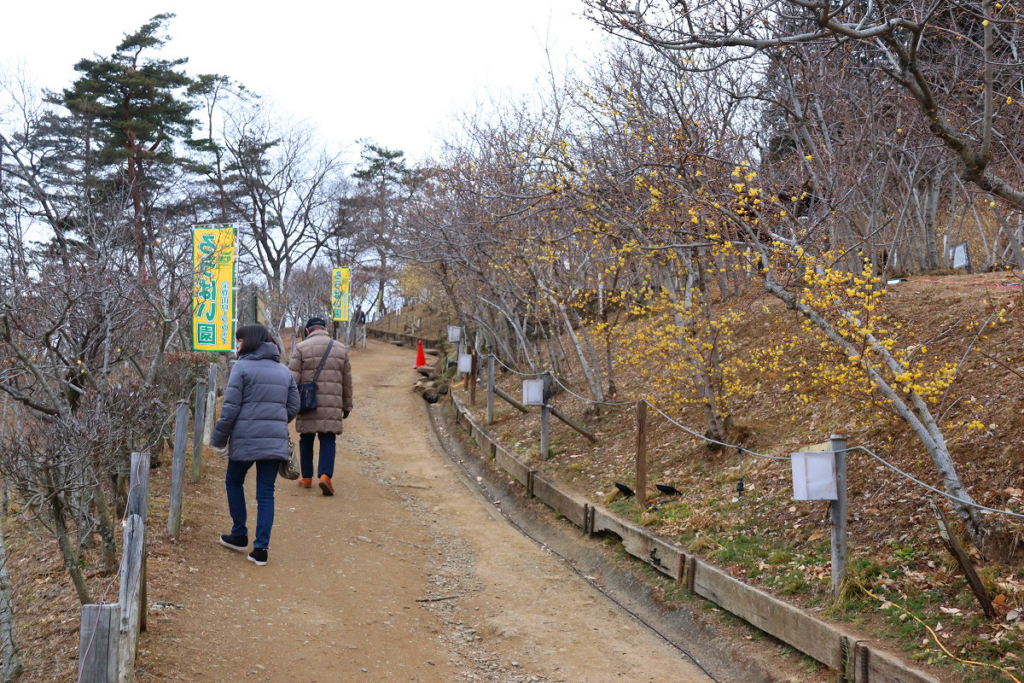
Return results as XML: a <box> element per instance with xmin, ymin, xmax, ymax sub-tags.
<box><xmin>311</xmin><ymin>339</ymin><xmax>335</xmax><ymax>384</ymax></box>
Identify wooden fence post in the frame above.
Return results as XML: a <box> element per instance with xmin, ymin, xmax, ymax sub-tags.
<box><xmin>470</xmin><ymin>351</ymin><xmax>478</xmax><ymax>407</ymax></box>
<box><xmin>203</xmin><ymin>363</ymin><xmax>217</xmax><ymax>446</ymax></box>
<box><xmin>117</xmin><ymin>515</ymin><xmax>144</xmax><ymax>683</ymax></box>
<box><xmin>78</xmin><ymin>603</ymin><xmax>120</xmax><ymax>683</ymax></box>
<box><xmin>486</xmin><ymin>354</ymin><xmax>495</xmax><ymax>425</ymax></box>
<box><xmin>127</xmin><ymin>452</ymin><xmax>149</xmax><ymax>632</ymax></box>
<box><xmin>167</xmin><ymin>401</ymin><xmax>189</xmax><ymax>540</ymax></box>
<box><xmin>191</xmin><ymin>381</ymin><xmax>206</xmax><ymax>483</ymax></box>
<box><xmin>540</xmin><ymin>373</ymin><xmax>551</xmax><ymax>460</ymax></box>
<box><xmin>126</xmin><ymin>452</ymin><xmax>150</xmax><ymax>520</ymax></box>
<box><xmin>636</xmin><ymin>400</ymin><xmax>648</xmax><ymax>508</ymax></box>
<box><xmin>830</xmin><ymin>433</ymin><xmax>848</xmax><ymax>596</ymax></box>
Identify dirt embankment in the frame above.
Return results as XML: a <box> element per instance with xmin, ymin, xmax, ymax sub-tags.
<box><xmin>449</xmin><ymin>272</ymin><xmax>1024</xmax><ymax>682</ymax></box>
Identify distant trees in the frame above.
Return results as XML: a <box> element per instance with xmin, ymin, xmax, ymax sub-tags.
<box><xmin>352</xmin><ymin>141</ymin><xmax>417</xmax><ymax>317</ymax></box>
<box><xmin>219</xmin><ymin>103</ymin><xmax>345</xmax><ymax>341</ymax></box>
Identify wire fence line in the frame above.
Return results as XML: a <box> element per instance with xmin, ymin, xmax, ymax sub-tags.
<box><xmin>643</xmin><ymin>402</ymin><xmax>791</xmax><ymax>462</ymax></box>
<box><xmin>490</xmin><ymin>353</ymin><xmax>545</xmax><ymax>378</ymax></box>
<box><xmin>549</xmin><ymin>373</ymin><xmax>635</xmax><ymax>407</ymax></box>
<box><xmin>475</xmin><ymin>347</ymin><xmax>1024</xmax><ymax>521</ymax></box>
<box><xmin>78</xmin><ymin>375</ymin><xmax>214</xmax><ymax>682</ymax></box>
<box><xmin>486</xmin><ymin>348</ymin><xmax>787</xmax><ymax>458</ymax></box>
<box><xmin>846</xmin><ymin>445</ymin><xmax>1024</xmax><ymax>522</ymax></box>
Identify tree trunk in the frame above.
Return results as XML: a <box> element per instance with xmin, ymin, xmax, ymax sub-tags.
<box><xmin>126</xmin><ymin>152</ymin><xmax>147</xmax><ymax>279</ymax></box>
<box><xmin>922</xmin><ymin>170</ymin><xmax>943</xmax><ymax>271</ymax></box>
<box><xmin>551</xmin><ymin>297</ymin><xmax>604</xmax><ymax>402</ymax></box>
<box><xmin>48</xmin><ymin>484</ymin><xmax>93</xmax><ymax>605</ymax></box>
<box><xmin>90</xmin><ymin>479</ymin><xmax>118</xmax><ymax>576</ymax></box>
<box><xmin>0</xmin><ymin>518</ymin><xmax>22</xmax><ymax>682</ymax></box>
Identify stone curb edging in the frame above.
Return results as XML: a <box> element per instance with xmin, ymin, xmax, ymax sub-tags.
<box><xmin>448</xmin><ymin>394</ymin><xmax>941</xmax><ymax>683</ymax></box>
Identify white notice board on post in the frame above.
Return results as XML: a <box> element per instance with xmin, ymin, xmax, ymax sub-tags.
<box><xmin>791</xmin><ymin>443</ymin><xmax>838</xmax><ymax>501</ymax></box>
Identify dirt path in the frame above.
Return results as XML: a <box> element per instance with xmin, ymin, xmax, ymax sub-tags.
<box><xmin>139</xmin><ymin>341</ymin><xmax>712</xmax><ymax>682</ymax></box>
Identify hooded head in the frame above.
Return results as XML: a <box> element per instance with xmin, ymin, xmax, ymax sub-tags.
<box><xmin>235</xmin><ymin>324</ymin><xmax>279</xmax><ymax>358</ymax></box>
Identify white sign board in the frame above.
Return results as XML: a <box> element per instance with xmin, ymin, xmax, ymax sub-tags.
<box><xmin>522</xmin><ymin>379</ymin><xmax>545</xmax><ymax>406</ymax></box>
<box><xmin>952</xmin><ymin>242</ymin><xmax>970</xmax><ymax>270</ymax></box>
<box><xmin>457</xmin><ymin>354</ymin><xmax>473</xmax><ymax>373</ymax></box>
<box><xmin>447</xmin><ymin>325</ymin><xmax>462</xmax><ymax>343</ymax></box>
<box><xmin>791</xmin><ymin>451</ymin><xmax>838</xmax><ymax>501</ymax></box>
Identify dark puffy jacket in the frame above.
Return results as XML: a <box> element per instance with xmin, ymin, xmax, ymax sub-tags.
<box><xmin>211</xmin><ymin>342</ymin><xmax>300</xmax><ymax>461</ymax></box>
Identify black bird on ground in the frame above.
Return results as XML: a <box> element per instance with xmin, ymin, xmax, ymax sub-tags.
<box><xmin>655</xmin><ymin>483</ymin><xmax>682</xmax><ymax>496</ymax></box>
<box><xmin>614</xmin><ymin>482</ymin><xmax>635</xmax><ymax>499</ymax></box>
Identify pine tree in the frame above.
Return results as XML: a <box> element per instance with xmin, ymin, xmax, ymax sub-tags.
<box><xmin>58</xmin><ymin>13</ymin><xmax>197</xmax><ymax>278</ymax></box>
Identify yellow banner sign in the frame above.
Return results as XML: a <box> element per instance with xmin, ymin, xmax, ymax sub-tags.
<box><xmin>332</xmin><ymin>268</ymin><xmax>350</xmax><ymax>321</ymax></box>
<box><xmin>192</xmin><ymin>226</ymin><xmax>237</xmax><ymax>352</ymax></box>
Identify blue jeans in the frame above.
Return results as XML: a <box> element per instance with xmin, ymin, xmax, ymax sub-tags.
<box><xmin>299</xmin><ymin>432</ymin><xmax>336</xmax><ymax>479</ymax></box>
<box><xmin>225</xmin><ymin>459</ymin><xmax>278</xmax><ymax>549</ymax></box>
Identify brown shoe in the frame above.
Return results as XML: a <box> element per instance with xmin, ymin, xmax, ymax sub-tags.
<box><xmin>297</xmin><ymin>477</ymin><xmax>312</xmax><ymax>488</ymax></box>
<box><xmin>318</xmin><ymin>474</ymin><xmax>335</xmax><ymax>496</ymax></box>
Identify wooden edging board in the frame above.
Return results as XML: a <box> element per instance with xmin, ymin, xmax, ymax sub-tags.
<box><xmin>366</xmin><ymin>327</ymin><xmax>442</xmax><ymax>348</ymax></box>
<box><xmin>590</xmin><ymin>506</ymin><xmax>686</xmax><ymax>581</ymax></box>
<box><xmin>446</xmin><ymin>394</ymin><xmax>941</xmax><ymax>683</ymax></box>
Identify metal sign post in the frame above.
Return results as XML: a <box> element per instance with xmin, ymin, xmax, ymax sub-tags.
<box><xmin>830</xmin><ymin>433</ymin><xmax>848</xmax><ymax>596</ymax></box>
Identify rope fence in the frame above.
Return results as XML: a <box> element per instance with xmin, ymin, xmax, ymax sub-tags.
<box><xmin>467</xmin><ymin>344</ymin><xmax>1024</xmax><ymax>522</ymax></box>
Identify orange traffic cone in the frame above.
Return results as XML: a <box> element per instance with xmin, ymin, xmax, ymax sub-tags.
<box><xmin>414</xmin><ymin>341</ymin><xmax>426</xmax><ymax>367</ymax></box>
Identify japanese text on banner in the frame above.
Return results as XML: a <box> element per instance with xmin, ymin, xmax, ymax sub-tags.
<box><xmin>332</xmin><ymin>268</ymin><xmax>350</xmax><ymax>322</ymax></box>
<box><xmin>192</xmin><ymin>226</ymin><xmax>236</xmax><ymax>352</ymax></box>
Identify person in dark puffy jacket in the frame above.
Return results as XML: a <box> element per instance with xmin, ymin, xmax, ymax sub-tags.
<box><xmin>211</xmin><ymin>324</ymin><xmax>299</xmax><ymax>566</ymax></box>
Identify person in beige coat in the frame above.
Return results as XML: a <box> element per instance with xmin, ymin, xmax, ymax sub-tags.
<box><xmin>288</xmin><ymin>317</ymin><xmax>353</xmax><ymax>495</ymax></box>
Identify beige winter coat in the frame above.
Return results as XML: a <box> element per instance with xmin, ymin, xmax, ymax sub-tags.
<box><xmin>288</xmin><ymin>329</ymin><xmax>353</xmax><ymax>434</ymax></box>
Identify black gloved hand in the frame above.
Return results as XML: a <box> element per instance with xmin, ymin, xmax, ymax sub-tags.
<box><xmin>343</xmin><ymin>410</ymin><xmax>350</xmax><ymax>419</ymax></box>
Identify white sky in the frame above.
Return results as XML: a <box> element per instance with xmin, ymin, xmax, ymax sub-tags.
<box><xmin>2</xmin><ymin>0</ymin><xmax>606</xmax><ymax>164</ymax></box>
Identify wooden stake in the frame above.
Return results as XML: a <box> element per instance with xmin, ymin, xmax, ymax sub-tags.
<box><xmin>635</xmin><ymin>400</ymin><xmax>648</xmax><ymax>508</ymax></box>
<box><xmin>191</xmin><ymin>381</ymin><xmax>206</xmax><ymax>483</ymax></box>
<box><xmin>117</xmin><ymin>515</ymin><xmax>145</xmax><ymax>682</ymax></box>
<box><xmin>78</xmin><ymin>604</ymin><xmax>120</xmax><ymax>683</ymax></box>
<box><xmin>540</xmin><ymin>373</ymin><xmax>551</xmax><ymax>460</ymax></box>
<box><xmin>929</xmin><ymin>497</ymin><xmax>996</xmax><ymax>618</ymax></box>
<box><xmin>127</xmin><ymin>452</ymin><xmax>149</xmax><ymax>633</ymax></box>
<box><xmin>486</xmin><ymin>354</ymin><xmax>495</xmax><ymax>425</ymax></box>
<box><xmin>202</xmin><ymin>363</ymin><xmax>217</xmax><ymax>446</ymax></box>
<box><xmin>470</xmin><ymin>351</ymin><xmax>478</xmax><ymax>407</ymax></box>
<box><xmin>167</xmin><ymin>401</ymin><xmax>188</xmax><ymax>540</ymax></box>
